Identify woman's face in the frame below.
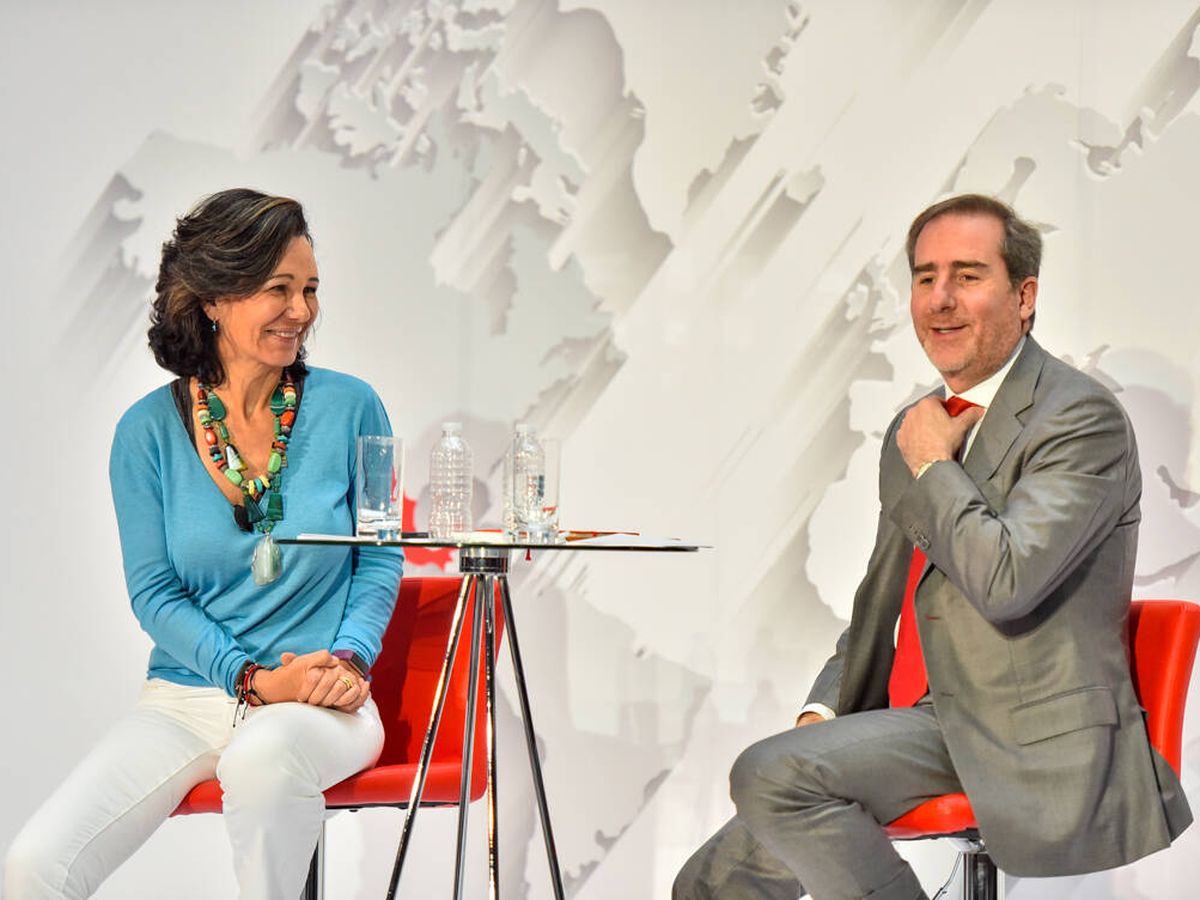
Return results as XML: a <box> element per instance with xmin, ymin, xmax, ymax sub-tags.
<box><xmin>207</xmin><ymin>236</ymin><xmax>319</xmax><ymax>378</ymax></box>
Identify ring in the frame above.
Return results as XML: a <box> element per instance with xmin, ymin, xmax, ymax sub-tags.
<box><xmin>339</xmin><ymin>676</ymin><xmax>355</xmax><ymax>690</ymax></box>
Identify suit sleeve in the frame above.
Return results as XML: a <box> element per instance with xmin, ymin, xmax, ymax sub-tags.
<box><xmin>887</xmin><ymin>389</ymin><xmax>1138</xmax><ymax>625</ymax></box>
<box><xmin>804</xmin><ymin>626</ymin><xmax>849</xmax><ymax>713</ymax></box>
<box><xmin>804</xmin><ymin>412</ymin><xmax>908</xmax><ymax>716</ymax></box>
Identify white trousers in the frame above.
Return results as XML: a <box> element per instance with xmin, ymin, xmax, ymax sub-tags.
<box><xmin>4</xmin><ymin>679</ymin><xmax>384</xmax><ymax>900</ymax></box>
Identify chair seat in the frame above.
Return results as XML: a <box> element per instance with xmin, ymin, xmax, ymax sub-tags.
<box><xmin>885</xmin><ymin>792</ymin><xmax>978</xmax><ymax>839</ymax></box>
<box><xmin>172</xmin><ymin>762</ymin><xmax>486</xmax><ymax>816</ymax></box>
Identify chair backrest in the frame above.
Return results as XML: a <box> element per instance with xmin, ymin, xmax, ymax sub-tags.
<box><xmin>371</xmin><ymin>577</ymin><xmax>504</xmax><ymax>770</ymax></box>
<box><xmin>1128</xmin><ymin>600</ymin><xmax>1200</xmax><ymax>774</ymax></box>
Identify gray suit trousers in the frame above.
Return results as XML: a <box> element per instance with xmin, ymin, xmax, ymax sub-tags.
<box><xmin>674</xmin><ymin>701</ymin><xmax>962</xmax><ymax>900</ymax></box>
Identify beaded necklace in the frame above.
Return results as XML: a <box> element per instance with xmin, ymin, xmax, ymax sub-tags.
<box><xmin>196</xmin><ymin>373</ymin><xmax>297</xmax><ymax>585</ymax></box>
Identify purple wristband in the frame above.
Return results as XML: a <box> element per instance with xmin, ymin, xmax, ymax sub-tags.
<box><xmin>333</xmin><ymin>649</ymin><xmax>371</xmax><ymax>680</ymax></box>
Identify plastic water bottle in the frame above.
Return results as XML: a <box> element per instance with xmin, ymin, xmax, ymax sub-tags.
<box><xmin>429</xmin><ymin>422</ymin><xmax>473</xmax><ymax>539</ymax></box>
<box><xmin>502</xmin><ymin>424</ymin><xmax>533</xmax><ymax>535</ymax></box>
<box><xmin>510</xmin><ymin>424</ymin><xmax>548</xmax><ymax>538</ymax></box>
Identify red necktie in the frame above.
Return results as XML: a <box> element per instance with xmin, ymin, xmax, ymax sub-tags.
<box><xmin>888</xmin><ymin>396</ymin><xmax>980</xmax><ymax>707</ymax></box>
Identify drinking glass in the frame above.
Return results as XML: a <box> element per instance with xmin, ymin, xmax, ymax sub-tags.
<box><xmin>356</xmin><ymin>436</ymin><xmax>404</xmax><ymax>538</ymax></box>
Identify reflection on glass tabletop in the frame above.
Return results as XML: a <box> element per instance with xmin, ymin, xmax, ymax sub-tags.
<box><xmin>276</xmin><ymin>531</ymin><xmax>709</xmax><ymax>552</ymax></box>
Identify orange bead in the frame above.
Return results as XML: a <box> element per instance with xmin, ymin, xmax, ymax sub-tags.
<box><xmin>280</xmin><ymin>410</ymin><xmax>296</xmax><ymax>427</ymax></box>
<box><xmin>204</xmin><ymin>430</ymin><xmax>217</xmax><ymax>446</ymax></box>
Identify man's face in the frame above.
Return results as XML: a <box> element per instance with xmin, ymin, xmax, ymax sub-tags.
<box><xmin>910</xmin><ymin>212</ymin><xmax>1036</xmax><ymax>393</ymax></box>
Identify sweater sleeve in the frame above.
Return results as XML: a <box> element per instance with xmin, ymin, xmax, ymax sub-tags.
<box><xmin>331</xmin><ymin>389</ymin><xmax>405</xmax><ymax>667</ymax></box>
<box><xmin>110</xmin><ymin>410</ymin><xmax>250</xmax><ymax>695</ymax></box>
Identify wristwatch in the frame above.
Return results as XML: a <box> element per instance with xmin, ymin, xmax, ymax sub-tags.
<box><xmin>333</xmin><ymin>649</ymin><xmax>372</xmax><ymax>680</ymax></box>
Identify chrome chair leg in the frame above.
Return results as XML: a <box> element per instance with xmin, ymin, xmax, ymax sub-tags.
<box><xmin>302</xmin><ymin>824</ymin><xmax>324</xmax><ymax>900</ymax></box>
<box><xmin>951</xmin><ymin>839</ymin><xmax>999</xmax><ymax>900</ymax></box>
<box><xmin>962</xmin><ymin>851</ymin><xmax>998</xmax><ymax>900</ymax></box>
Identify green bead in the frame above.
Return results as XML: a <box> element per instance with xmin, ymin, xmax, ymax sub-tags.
<box><xmin>270</xmin><ymin>387</ymin><xmax>286</xmax><ymax>415</ymax></box>
<box><xmin>266</xmin><ymin>493</ymin><xmax>283</xmax><ymax>520</ymax></box>
<box><xmin>267</xmin><ymin>451</ymin><xmax>282</xmax><ymax>474</ymax></box>
<box><xmin>243</xmin><ymin>495</ymin><xmax>265</xmax><ymax>524</ymax></box>
<box><xmin>225</xmin><ymin>469</ymin><xmax>244</xmax><ymax>486</ymax></box>
<box><xmin>207</xmin><ymin>393</ymin><xmax>226</xmax><ymax>420</ymax></box>
<box><xmin>217</xmin><ymin>423</ymin><xmax>229</xmax><ymax>441</ymax></box>
<box><xmin>198</xmin><ymin>411</ymin><xmax>211</xmax><ymax>426</ymax></box>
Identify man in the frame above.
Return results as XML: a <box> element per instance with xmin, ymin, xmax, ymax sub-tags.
<box><xmin>675</xmin><ymin>194</ymin><xmax>1191</xmax><ymax>899</ymax></box>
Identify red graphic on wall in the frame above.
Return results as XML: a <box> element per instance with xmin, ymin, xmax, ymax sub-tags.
<box><xmin>402</xmin><ymin>493</ymin><xmax>455</xmax><ymax>570</ymax></box>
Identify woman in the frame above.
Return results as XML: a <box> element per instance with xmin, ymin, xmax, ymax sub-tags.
<box><xmin>4</xmin><ymin>189</ymin><xmax>404</xmax><ymax>899</ymax></box>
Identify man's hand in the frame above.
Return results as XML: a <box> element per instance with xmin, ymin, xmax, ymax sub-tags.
<box><xmin>897</xmin><ymin>397</ymin><xmax>984</xmax><ymax>477</ymax></box>
<box><xmin>795</xmin><ymin>711</ymin><xmax>826</xmax><ymax>727</ymax></box>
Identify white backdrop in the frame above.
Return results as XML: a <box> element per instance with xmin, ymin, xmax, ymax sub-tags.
<box><xmin>2</xmin><ymin>1</ymin><xmax>1200</xmax><ymax>898</ymax></box>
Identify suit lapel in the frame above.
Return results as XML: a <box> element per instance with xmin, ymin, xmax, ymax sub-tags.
<box><xmin>914</xmin><ymin>340</ymin><xmax>1046</xmax><ymax>586</ymax></box>
<box><xmin>962</xmin><ymin>338</ymin><xmax>1044</xmax><ymax>483</ymax></box>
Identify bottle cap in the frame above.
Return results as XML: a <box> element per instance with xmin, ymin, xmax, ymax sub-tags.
<box><xmin>442</xmin><ymin>422</ymin><xmax>463</xmax><ymax>434</ymax></box>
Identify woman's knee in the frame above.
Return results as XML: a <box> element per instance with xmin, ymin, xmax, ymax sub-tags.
<box><xmin>217</xmin><ymin>728</ymin><xmax>319</xmax><ymax>806</ymax></box>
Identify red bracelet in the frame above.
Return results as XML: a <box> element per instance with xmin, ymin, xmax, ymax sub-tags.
<box><xmin>241</xmin><ymin>663</ymin><xmax>265</xmax><ymax>704</ymax></box>
<box><xmin>233</xmin><ymin>662</ymin><xmax>266</xmax><ymax>725</ymax></box>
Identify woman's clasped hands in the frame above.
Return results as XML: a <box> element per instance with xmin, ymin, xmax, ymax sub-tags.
<box><xmin>252</xmin><ymin>650</ymin><xmax>370</xmax><ymax>712</ymax></box>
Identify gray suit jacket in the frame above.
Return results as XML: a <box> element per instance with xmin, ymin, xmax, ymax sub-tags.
<box><xmin>806</xmin><ymin>337</ymin><xmax>1191</xmax><ymax>876</ymax></box>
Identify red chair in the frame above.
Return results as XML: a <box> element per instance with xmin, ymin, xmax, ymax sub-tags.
<box><xmin>885</xmin><ymin>599</ymin><xmax>1200</xmax><ymax>899</ymax></box>
<box><xmin>172</xmin><ymin>577</ymin><xmax>501</xmax><ymax>898</ymax></box>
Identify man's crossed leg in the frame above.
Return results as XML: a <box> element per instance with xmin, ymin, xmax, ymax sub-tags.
<box><xmin>674</xmin><ymin>700</ymin><xmax>962</xmax><ymax>900</ymax></box>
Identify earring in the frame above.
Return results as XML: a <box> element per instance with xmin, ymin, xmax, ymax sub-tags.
<box><xmin>211</xmin><ymin>319</ymin><xmax>219</xmax><ymax>333</ymax></box>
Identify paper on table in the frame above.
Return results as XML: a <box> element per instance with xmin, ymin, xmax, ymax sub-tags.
<box><xmin>561</xmin><ymin>530</ymin><xmax>639</xmax><ymax>541</ymax></box>
<box><xmin>460</xmin><ymin>531</ymin><xmax>509</xmax><ymax>544</ymax></box>
<box><xmin>562</xmin><ymin>532</ymin><xmax>687</xmax><ymax>547</ymax></box>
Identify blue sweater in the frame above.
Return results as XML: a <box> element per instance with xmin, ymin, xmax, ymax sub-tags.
<box><xmin>109</xmin><ymin>367</ymin><xmax>405</xmax><ymax>695</ymax></box>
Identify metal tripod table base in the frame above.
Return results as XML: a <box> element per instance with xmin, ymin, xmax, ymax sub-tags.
<box><xmin>279</xmin><ymin>532</ymin><xmax>703</xmax><ymax>898</ymax></box>
<box><xmin>386</xmin><ymin>548</ymin><xmax>565</xmax><ymax>900</ymax></box>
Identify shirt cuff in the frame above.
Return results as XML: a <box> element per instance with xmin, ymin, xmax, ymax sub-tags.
<box><xmin>798</xmin><ymin>702</ymin><xmax>836</xmax><ymax>722</ymax></box>
<box><xmin>915</xmin><ymin>459</ymin><xmax>946</xmax><ymax>479</ymax></box>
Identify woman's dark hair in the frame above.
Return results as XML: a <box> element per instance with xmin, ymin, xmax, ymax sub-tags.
<box><xmin>148</xmin><ymin>188</ymin><xmax>312</xmax><ymax>384</ymax></box>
